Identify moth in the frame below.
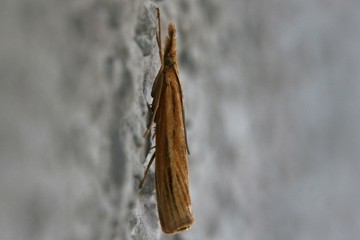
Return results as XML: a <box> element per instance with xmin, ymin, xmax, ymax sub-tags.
<box><xmin>139</xmin><ymin>7</ymin><xmax>195</xmax><ymax>234</ymax></box>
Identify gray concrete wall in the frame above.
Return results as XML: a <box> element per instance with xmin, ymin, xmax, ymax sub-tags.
<box><xmin>1</xmin><ymin>0</ymin><xmax>359</xmax><ymax>239</ymax></box>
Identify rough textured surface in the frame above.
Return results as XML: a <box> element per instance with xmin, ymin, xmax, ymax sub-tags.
<box><xmin>1</xmin><ymin>0</ymin><xmax>360</xmax><ymax>240</ymax></box>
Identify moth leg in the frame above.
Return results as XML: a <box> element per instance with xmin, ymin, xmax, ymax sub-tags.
<box><xmin>143</xmin><ymin>71</ymin><xmax>164</xmax><ymax>138</ymax></box>
<box><xmin>138</xmin><ymin>152</ymin><xmax>156</xmax><ymax>189</ymax></box>
<box><xmin>143</xmin><ymin>102</ymin><xmax>159</xmax><ymax>138</ymax></box>
<box><xmin>147</xmin><ymin>103</ymin><xmax>152</xmax><ymax>111</ymax></box>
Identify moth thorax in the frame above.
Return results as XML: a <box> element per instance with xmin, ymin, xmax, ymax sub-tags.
<box><xmin>164</xmin><ymin>56</ymin><xmax>175</xmax><ymax>67</ymax></box>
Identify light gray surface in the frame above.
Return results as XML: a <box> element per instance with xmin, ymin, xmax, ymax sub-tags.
<box><xmin>1</xmin><ymin>0</ymin><xmax>359</xmax><ymax>239</ymax></box>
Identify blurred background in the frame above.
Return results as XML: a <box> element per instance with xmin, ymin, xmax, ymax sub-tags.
<box><xmin>1</xmin><ymin>0</ymin><xmax>359</xmax><ymax>239</ymax></box>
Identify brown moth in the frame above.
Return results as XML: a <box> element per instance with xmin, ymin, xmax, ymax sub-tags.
<box><xmin>139</xmin><ymin>7</ymin><xmax>195</xmax><ymax>234</ymax></box>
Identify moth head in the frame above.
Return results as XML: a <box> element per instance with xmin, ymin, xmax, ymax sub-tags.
<box><xmin>164</xmin><ymin>23</ymin><xmax>177</xmax><ymax>67</ymax></box>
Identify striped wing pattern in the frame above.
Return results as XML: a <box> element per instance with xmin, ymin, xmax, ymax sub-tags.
<box><xmin>155</xmin><ymin>68</ymin><xmax>194</xmax><ymax>233</ymax></box>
